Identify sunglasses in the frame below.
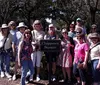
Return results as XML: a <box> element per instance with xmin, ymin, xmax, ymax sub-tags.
<box><xmin>91</xmin><ymin>38</ymin><xmax>98</xmax><ymax>40</ymax></box>
<box><xmin>35</xmin><ymin>23</ymin><xmax>41</xmax><ymax>25</ymax></box>
<box><xmin>62</xmin><ymin>32</ymin><xmax>67</xmax><ymax>34</ymax></box>
<box><xmin>76</xmin><ymin>32</ymin><xmax>81</xmax><ymax>34</ymax></box>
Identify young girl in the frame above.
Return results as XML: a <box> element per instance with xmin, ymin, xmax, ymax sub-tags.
<box><xmin>18</xmin><ymin>29</ymin><xmax>34</xmax><ymax>85</ymax></box>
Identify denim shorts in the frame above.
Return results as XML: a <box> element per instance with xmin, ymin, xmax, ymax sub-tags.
<box><xmin>91</xmin><ymin>59</ymin><xmax>100</xmax><ymax>82</ymax></box>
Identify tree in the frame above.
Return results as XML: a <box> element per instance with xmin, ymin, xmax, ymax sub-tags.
<box><xmin>84</xmin><ymin>0</ymin><xmax>100</xmax><ymax>24</ymax></box>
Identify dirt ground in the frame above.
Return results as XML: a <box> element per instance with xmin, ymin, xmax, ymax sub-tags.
<box><xmin>0</xmin><ymin>76</ymin><xmax>74</xmax><ymax>85</ymax></box>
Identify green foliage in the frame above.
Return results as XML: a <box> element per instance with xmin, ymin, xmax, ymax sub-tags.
<box><xmin>0</xmin><ymin>0</ymin><xmax>99</xmax><ymax>27</ymax></box>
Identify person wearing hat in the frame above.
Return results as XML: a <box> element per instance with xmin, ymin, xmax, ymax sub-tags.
<box><xmin>31</xmin><ymin>20</ymin><xmax>45</xmax><ymax>82</ymax></box>
<box><xmin>58</xmin><ymin>28</ymin><xmax>74</xmax><ymax>83</ymax></box>
<box><xmin>84</xmin><ymin>32</ymin><xmax>100</xmax><ymax>85</ymax></box>
<box><xmin>75</xmin><ymin>18</ymin><xmax>87</xmax><ymax>35</ymax></box>
<box><xmin>87</xmin><ymin>24</ymin><xmax>97</xmax><ymax>46</ymax></box>
<box><xmin>90</xmin><ymin>24</ymin><xmax>97</xmax><ymax>33</ymax></box>
<box><xmin>12</xmin><ymin>22</ymin><xmax>27</xmax><ymax>80</ymax></box>
<box><xmin>0</xmin><ymin>24</ymin><xmax>14</xmax><ymax>79</ymax></box>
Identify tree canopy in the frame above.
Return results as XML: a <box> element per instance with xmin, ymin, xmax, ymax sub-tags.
<box><xmin>0</xmin><ymin>0</ymin><xmax>100</xmax><ymax>27</ymax></box>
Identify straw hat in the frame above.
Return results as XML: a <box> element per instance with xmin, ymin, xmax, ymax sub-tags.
<box><xmin>17</xmin><ymin>22</ymin><xmax>27</xmax><ymax>28</ymax></box>
<box><xmin>89</xmin><ymin>32</ymin><xmax>100</xmax><ymax>39</ymax></box>
<box><xmin>1</xmin><ymin>24</ymin><xmax>9</xmax><ymax>29</ymax></box>
<box><xmin>91</xmin><ymin>24</ymin><xmax>97</xmax><ymax>28</ymax></box>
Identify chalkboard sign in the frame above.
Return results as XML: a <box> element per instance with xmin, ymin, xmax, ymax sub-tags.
<box><xmin>40</xmin><ymin>40</ymin><xmax>61</xmax><ymax>52</ymax></box>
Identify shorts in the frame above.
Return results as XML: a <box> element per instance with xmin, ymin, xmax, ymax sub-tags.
<box><xmin>45</xmin><ymin>52</ymin><xmax>57</xmax><ymax>63</ymax></box>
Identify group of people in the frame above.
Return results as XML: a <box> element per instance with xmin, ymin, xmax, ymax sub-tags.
<box><xmin>0</xmin><ymin>18</ymin><xmax>100</xmax><ymax>85</ymax></box>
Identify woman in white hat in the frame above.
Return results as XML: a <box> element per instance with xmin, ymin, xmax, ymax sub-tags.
<box><xmin>84</xmin><ymin>32</ymin><xmax>100</xmax><ymax>85</ymax></box>
<box><xmin>12</xmin><ymin>22</ymin><xmax>27</xmax><ymax>80</ymax></box>
<box><xmin>0</xmin><ymin>24</ymin><xmax>14</xmax><ymax>79</ymax></box>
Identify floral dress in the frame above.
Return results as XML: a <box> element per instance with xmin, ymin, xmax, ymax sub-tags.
<box><xmin>60</xmin><ymin>39</ymin><xmax>72</xmax><ymax>68</ymax></box>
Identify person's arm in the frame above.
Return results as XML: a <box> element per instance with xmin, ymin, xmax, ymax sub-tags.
<box><xmin>17</xmin><ymin>41</ymin><xmax>23</xmax><ymax>67</ymax></box>
<box><xmin>84</xmin><ymin>50</ymin><xmax>89</xmax><ymax>62</ymax></box>
<box><xmin>96</xmin><ymin>45</ymin><xmax>100</xmax><ymax>69</ymax></box>
<box><xmin>83</xmin><ymin>43</ymin><xmax>90</xmax><ymax>68</ymax></box>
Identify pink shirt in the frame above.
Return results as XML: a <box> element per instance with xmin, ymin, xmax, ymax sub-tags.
<box><xmin>74</xmin><ymin>43</ymin><xmax>89</xmax><ymax>63</ymax></box>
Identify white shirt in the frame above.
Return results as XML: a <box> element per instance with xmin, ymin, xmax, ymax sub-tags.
<box><xmin>0</xmin><ymin>33</ymin><xmax>13</xmax><ymax>49</ymax></box>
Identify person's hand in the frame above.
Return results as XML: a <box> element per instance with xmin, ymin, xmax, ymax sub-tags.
<box><xmin>73</xmin><ymin>61</ymin><xmax>75</xmax><ymax>65</ymax></box>
<box><xmin>83</xmin><ymin>62</ymin><xmax>87</xmax><ymax>69</ymax></box>
<box><xmin>96</xmin><ymin>63</ymin><xmax>100</xmax><ymax>69</ymax></box>
<box><xmin>32</xmin><ymin>41</ymin><xmax>37</xmax><ymax>45</ymax></box>
<box><xmin>18</xmin><ymin>61</ymin><xmax>21</xmax><ymax>68</ymax></box>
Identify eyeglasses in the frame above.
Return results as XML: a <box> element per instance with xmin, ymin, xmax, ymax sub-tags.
<box><xmin>91</xmin><ymin>38</ymin><xmax>98</xmax><ymax>40</ymax></box>
<box><xmin>62</xmin><ymin>32</ymin><xmax>67</xmax><ymax>34</ymax></box>
<box><xmin>76</xmin><ymin>32</ymin><xmax>81</xmax><ymax>34</ymax></box>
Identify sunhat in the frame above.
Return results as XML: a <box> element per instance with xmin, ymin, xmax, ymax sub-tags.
<box><xmin>1</xmin><ymin>24</ymin><xmax>9</xmax><ymax>29</ymax></box>
<box><xmin>17</xmin><ymin>22</ymin><xmax>27</xmax><ymax>28</ymax></box>
<box><xmin>89</xmin><ymin>32</ymin><xmax>100</xmax><ymax>39</ymax></box>
<box><xmin>91</xmin><ymin>24</ymin><xmax>97</xmax><ymax>28</ymax></box>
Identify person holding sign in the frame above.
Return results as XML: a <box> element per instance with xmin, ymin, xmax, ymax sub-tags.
<box><xmin>44</xmin><ymin>24</ymin><xmax>59</xmax><ymax>82</ymax></box>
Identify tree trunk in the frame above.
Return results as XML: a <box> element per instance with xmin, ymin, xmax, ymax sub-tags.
<box><xmin>90</xmin><ymin>7</ymin><xmax>96</xmax><ymax>24</ymax></box>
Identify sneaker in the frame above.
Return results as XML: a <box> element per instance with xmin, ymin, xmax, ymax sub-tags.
<box><xmin>59</xmin><ymin>79</ymin><xmax>65</xmax><ymax>82</ymax></box>
<box><xmin>52</xmin><ymin>77</ymin><xmax>56</xmax><ymax>81</ymax></box>
<box><xmin>12</xmin><ymin>74</ymin><xmax>16</xmax><ymax>81</ymax></box>
<box><xmin>5</xmin><ymin>72</ymin><xmax>12</xmax><ymax>78</ymax></box>
<box><xmin>1</xmin><ymin>72</ymin><xmax>5</xmax><ymax>78</ymax></box>
<box><xmin>51</xmin><ymin>75</ymin><xmax>56</xmax><ymax>81</ymax></box>
<box><xmin>29</xmin><ymin>75</ymin><xmax>33</xmax><ymax>81</ymax></box>
<box><xmin>25</xmin><ymin>80</ymin><xmax>29</xmax><ymax>84</ymax></box>
<box><xmin>36</xmin><ymin>76</ymin><xmax>40</xmax><ymax>82</ymax></box>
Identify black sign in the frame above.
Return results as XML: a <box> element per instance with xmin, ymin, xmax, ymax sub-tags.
<box><xmin>40</xmin><ymin>40</ymin><xmax>61</xmax><ymax>52</ymax></box>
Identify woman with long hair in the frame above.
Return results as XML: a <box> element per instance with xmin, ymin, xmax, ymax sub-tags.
<box><xmin>18</xmin><ymin>29</ymin><xmax>34</xmax><ymax>85</ymax></box>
